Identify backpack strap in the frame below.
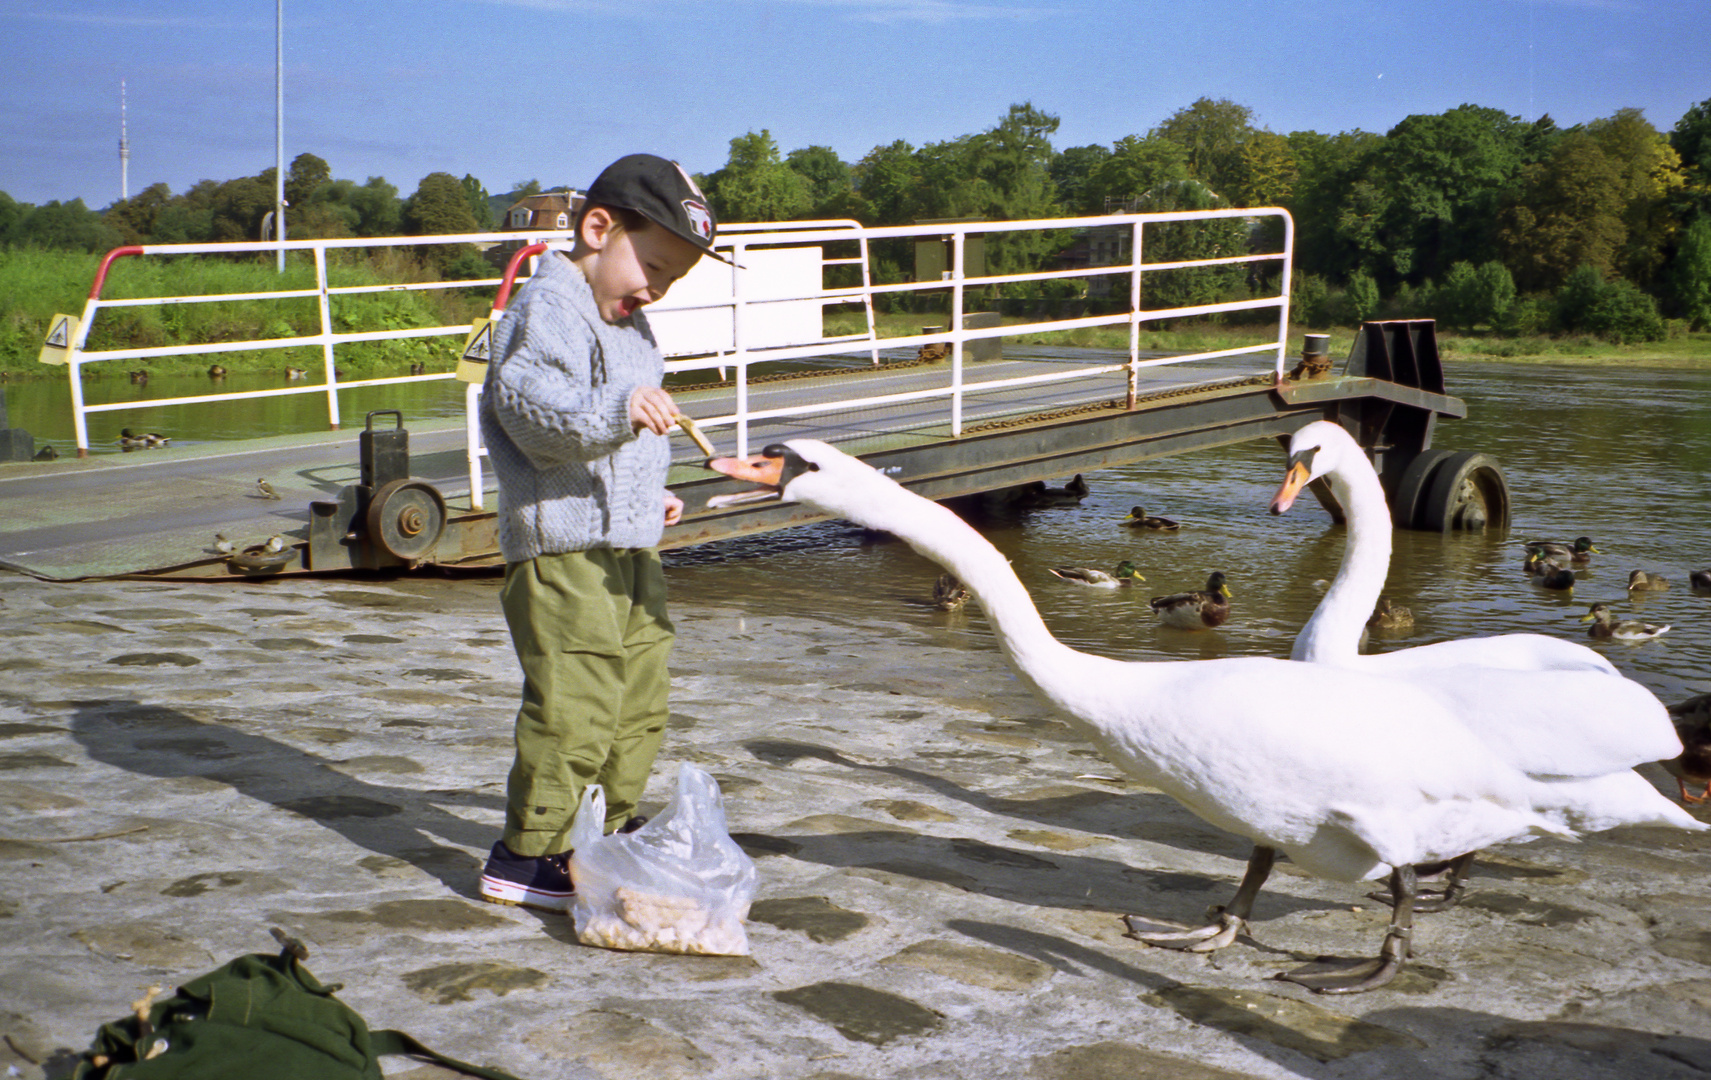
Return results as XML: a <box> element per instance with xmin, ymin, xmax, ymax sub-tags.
<box><xmin>368</xmin><ymin>1029</ymin><xmax>527</xmax><ymax>1080</ymax></box>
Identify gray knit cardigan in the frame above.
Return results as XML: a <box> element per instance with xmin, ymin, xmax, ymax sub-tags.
<box><xmin>479</xmin><ymin>250</ymin><xmax>671</xmax><ymax>561</ymax></box>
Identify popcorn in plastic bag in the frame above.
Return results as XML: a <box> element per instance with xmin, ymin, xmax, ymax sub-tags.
<box><xmin>567</xmin><ymin>764</ymin><xmax>758</xmax><ymax>955</ymax></box>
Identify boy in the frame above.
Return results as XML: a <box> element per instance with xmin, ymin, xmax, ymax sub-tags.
<box><xmin>477</xmin><ymin>154</ymin><xmax>723</xmax><ymax>912</ymax></box>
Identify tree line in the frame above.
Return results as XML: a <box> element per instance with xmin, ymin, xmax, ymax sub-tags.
<box><xmin>3</xmin><ymin>96</ymin><xmax>1709</xmax><ymax>340</ymax></box>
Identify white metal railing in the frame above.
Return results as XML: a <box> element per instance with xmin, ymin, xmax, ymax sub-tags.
<box><xmin>57</xmin><ymin>210</ymin><xmax>1294</xmax><ymax>510</ymax></box>
<box><xmin>463</xmin><ymin>207</ymin><xmax>1293</xmax><ymax>507</ymax></box>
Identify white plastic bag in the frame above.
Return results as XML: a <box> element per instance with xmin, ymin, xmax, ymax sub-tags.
<box><xmin>567</xmin><ymin>763</ymin><xmax>758</xmax><ymax>955</ymax></box>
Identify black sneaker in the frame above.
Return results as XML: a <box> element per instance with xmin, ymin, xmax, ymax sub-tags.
<box><xmin>478</xmin><ymin>840</ymin><xmax>572</xmax><ymax>913</ymax></box>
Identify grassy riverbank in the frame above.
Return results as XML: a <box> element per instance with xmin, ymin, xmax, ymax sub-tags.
<box><xmin>4</xmin><ymin>248</ymin><xmax>1705</xmax><ymax>380</ymax></box>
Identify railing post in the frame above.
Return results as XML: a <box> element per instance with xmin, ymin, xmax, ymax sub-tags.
<box><xmin>466</xmin><ymin>382</ymin><xmax>485</xmax><ymax>510</ymax></box>
<box><xmin>1127</xmin><ymin>219</ymin><xmax>1144</xmax><ymax>409</ymax></box>
<box><xmin>950</xmin><ymin>227</ymin><xmax>965</xmax><ymax>438</ymax></box>
<box><xmin>315</xmin><ymin>244</ymin><xmax>341</xmax><ymax>429</ymax></box>
<box><xmin>1275</xmin><ymin>212</ymin><xmax>1295</xmax><ymax>384</ymax></box>
<box><xmin>731</xmin><ymin>240</ymin><xmax>749</xmax><ymax>459</ymax></box>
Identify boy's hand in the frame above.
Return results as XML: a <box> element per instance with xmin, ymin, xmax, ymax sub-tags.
<box><xmin>663</xmin><ymin>490</ymin><xmax>684</xmax><ymax>527</ymax></box>
<box><xmin>629</xmin><ymin>387</ymin><xmax>678</xmax><ymax>435</ymax></box>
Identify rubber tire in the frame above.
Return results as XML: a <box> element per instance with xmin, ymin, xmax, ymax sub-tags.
<box><xmin>1388</xmin><ymin>448</ymin><xmax>1456</xmax><ymax>529</ymax></box>
<box><xmin>366</xmin><ymin>478</ymin><xmax>447</xmax><ymax>562</ymax></box>
<box><xmin>1419</xmin><ymin>451</ymin><xmax>1510</xmax><ymax>532</ymax></box>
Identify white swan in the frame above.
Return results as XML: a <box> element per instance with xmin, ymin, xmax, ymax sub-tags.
<box><xmin>1270</xmin><ymin>422</ymin><xmax>1615</xmax><ymax>675</ymax></box>
<box><xmin>709</xmin><ymin>439</ymin><xmax>1628</xmax><ymax>993</ymax></box>
<box><xmin>1269</xmin><ymin>422</ymin><xmax>1695</xmax><ymax>844</ymax></box>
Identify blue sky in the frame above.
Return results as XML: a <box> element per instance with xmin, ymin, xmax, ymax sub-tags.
<box><xmin>1</xmin><ymin>0</ymin><xmax>1705</xmax><ymax>210</ymax></box>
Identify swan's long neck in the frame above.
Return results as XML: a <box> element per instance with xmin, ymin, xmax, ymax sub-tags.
<box><xmin>1291</xmin><ymin>457</ymin><xmax>1393</xmax><ymax>663</ymax></box>
<box><xmin>820</xmin><ymin>468</ymin><xmax>1141</xmax><ymax>710</ymax></box>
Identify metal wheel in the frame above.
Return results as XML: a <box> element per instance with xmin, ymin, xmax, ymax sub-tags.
<box><xmin>365</xmin><ymin>479</ymin><xmax>446</xmax><ymax>562</ymax></box>
<box><xmin>1419</xmin><ymin>451</ymin><xmax>1509</xmax><ymax>532</ymax></box>
<box><xmin>1388</xmin><ymin>448</ymin><xmax>1456</xmax><ymax>529</ymax></box>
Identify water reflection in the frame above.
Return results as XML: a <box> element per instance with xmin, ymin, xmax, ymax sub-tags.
<box><xmin>665</xmin><ymin>360</ymin><xmax>1711</xmax><ymax>710</ymax></box>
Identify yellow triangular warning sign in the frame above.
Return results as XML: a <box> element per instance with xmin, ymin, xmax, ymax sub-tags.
<box><xmin>456</xmin><ymin>317</ymin><xmax>494</xmax><ymax>383</ymax></box>
<box><xmin>38</xmin><ymin>313</ymin><xmax>79</xmax><ymax>365</ymax></box>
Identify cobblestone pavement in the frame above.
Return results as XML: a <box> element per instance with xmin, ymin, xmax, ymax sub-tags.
<box><xmin>2</xmin><ymin>572</ymin><xmax>1709</xmax><ymax>1079</ymax></box>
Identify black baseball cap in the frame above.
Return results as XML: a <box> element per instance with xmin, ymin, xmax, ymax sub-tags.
<box><xmin>584</xmin><ymin>153</ymin><xmax>732</xmax><ymax>265</ymax></box>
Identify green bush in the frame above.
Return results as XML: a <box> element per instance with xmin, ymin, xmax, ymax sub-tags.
<box><xmin>1554</xmin><ymin>265</ymin><xmax>1665</xmax><ymax>343</ymax></box>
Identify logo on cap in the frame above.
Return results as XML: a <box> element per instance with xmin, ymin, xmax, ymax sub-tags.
<box><xmin>681</xmin><ymin>199</ymin><xmax>713</xmax><ymax>243</ymax></box>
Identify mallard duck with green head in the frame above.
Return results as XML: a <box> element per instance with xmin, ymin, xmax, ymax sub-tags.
<box><xmin>1525</xmin><ymin>536</ymin><xmax>1597</xmax><ymax>566</ymax></box>
<box><xmin>1049</xmin><ymin>560</ymin><xmax>1144</xmax><ymax>589</ymax></box>
<box><xmin>1149</xmin><ymin>571</ymin><xmax>1231</xmax><ymax>629</ymax></box>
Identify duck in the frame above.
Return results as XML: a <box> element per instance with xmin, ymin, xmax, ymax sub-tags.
<box><xmin>1662</xmin><ymin>694</ymin><xmax>1711</xmax><ymax>804</ymax></box>
<box><xmin>1048</xmin><ymin>560</ymin><xmax>1144</xmax><ymax>588</ymax></box>
<box><xmin>118</xmin><ymin>428</ymin><xmax>169</xmax><ymax>449</ymax></box>
<box><xmin>1121</xmin><ymin>506</ymin><xmax>1180</xmax><ymax>531</ymax></box>
<box><xmin>285</xmin><ymin>367</ymin><xmax>308</xmax><ymax>380</ymax></box>
<box><xmin>211</xmin><ymin>533</ymin><xmax>235</xmax><ymax>555</ymax></box>
<box><xmin>32</xmin><ymin>444</ymin><xmax>58</xmax><ymax>462</ymax></box>
<box><xmin>409</xmin><ymin>361</ymin><xmax>427</xmax><ymax>376</ymax></box>
<box><xmin>1691</xmin><ymin>570</ymin><xmax>1711</xmax><ymax>595</ymax></box>
<box><xmin>1020</xmin><ymin>474</ymin><xmax>1089</xmax><ymax>508</ymax></box>
<box><xmin>1581</xmin><ymin>602</ymin><xmax>1669</xmax><ymax>642</ymax></box>
<box><xmin>932</xmin><ymin>573</ymin><xmax>971</xmax><ymax>611</ymax></box>
<box><xmin>208</xmin><ymin>364</ymin><xmax>227</xmax><ymax>379</ymax></box>
<box><xmin>707</xmin><ymin>439</ymin><xmax>1702</xmax><ymax>993</ymax></box>
<box><xmin>1525</xmin><ymin>552</ymin><xmax>1577</xmax><ymax>591</ymax></box>
<box><xmin>1270</xmin><ymin>421</ymin><xmax>1691</xmax><ymax>903</ymax></box>
<box><xmin>1525</xmin><ymin>536</ymin><xmax>1597</xmax><ymax>566</ymax></box>
<box><xmin>128</xmin><ymin>369</ymin><xmax>148</xmax><ymax>385</ymax></box>
<box><xmin>1627</xmin><ymin>570</ymin><xmax>1670</xmax><ymax>592</ymax></box>
<box><xmin>1366</xmin><ymin>597</ymin><xmax>1414</xmax><ymax>632</ymax></box>
<box><xmin>1149</xmin><ymin>572</ymin><xmax>1230</xmax><ymax>629</ymax></box>
<box><xmin>256</xmin><ymin>478</ymin><xmax>281</xmax><ymax>500</ymax></box>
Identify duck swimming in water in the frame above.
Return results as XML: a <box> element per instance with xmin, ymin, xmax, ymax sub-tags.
<box><xmin>1148</xmin><ymin>572</ymin><xmax>1230</xmax><ymax>629</ymax></box>
<box><xmin>1121</xmin><ymin>506</ymin><xmax>1180</xmax><ymax>531</ymax></box>
<box><xmin>1049</xmin><ymin>560</ymin><xmax>1144</xmax><ymax>588</ymax></box>
<box><xmin>1581</xmin><ymin>602</ymin><xmax>1670</xmax><ymax>642</ymax></box>
<box><xmin>1525</xmin><ymin>536</ymin><xmax>1598</xmax><ymax>566</ymax></box>
<box><xmin>709</xmin><ymin>439</ymin><xmax>1699</xmax><ymax>994</ymax></box>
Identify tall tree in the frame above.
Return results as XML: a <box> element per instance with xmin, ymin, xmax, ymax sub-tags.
<box><xmin>285</xmin><ymin>153</ymin><xmax>331</xmax><ymax>209</ymax></box>
<box><xmin>1586</xmin><ymin>108</ymin><xmax>1686</xmax><ymax>288</ymax></box>
<box><xmin>1084</xmin><ymin>135</ymin><xmax>1191</xmax><ymax>212</ymax></box>
<box><xmin>853</xmin><ymin>140</ymin><xmax>921</xmax><ymax>227</ymax></box>
<box><xmin>1152</xmin><ymin>97</ymin><xmax>1258</xmax><ymax>198</ymax></box>
<box><xmin>402</xmin><ymin>172</ymin><xmax>478</xmax><ymax>235</ymax></box>
<box><xmin>1284</xmin><ymin>128</ymin><xmax>1383</xmax><ymax>282</ymax></box>
<box><xmin>1050</xmin><ymin>144</ymin><xmax>1112</xmax><ymax>215</ymax></box>
<box><xmin>1498</xmin><ymin>130</ymin><xmax>1627</xmax><ymax>292</ymax></box>
<box><xmin>786</xmin><ymin>145</ymin><xmax>854</xmax><ymax>212</ymax></box>
<box><xmin>460</xmin><ymin>174</ymin><xmax>495</xmax><ymax>230</ymax></box>
<box><xmin>707</xmin><ymin>130</ymin><xmax>813</xmax><ymax>223</ymax></box>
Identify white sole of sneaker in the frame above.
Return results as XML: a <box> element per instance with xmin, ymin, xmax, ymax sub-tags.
<box><xmin>479</xmin><ymin>873</ymin><xmax>572</xmax><ymax>914</ymax></box>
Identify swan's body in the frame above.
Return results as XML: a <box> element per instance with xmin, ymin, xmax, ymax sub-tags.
<box><xmin>1582</xmin><ymin>602</ymin><xmax>1670</xmax><ymax>642</ymax></box>
<box><xmin>1050</xmin><ymin>561</ymin><xmax>1143</xmax><ymax>589</ymax></box>
<box><xmin>1149</xmin><ymin>572</ymin><xmax>1230</xmax><ymax>629</ymax></box>
<box><xmin>1269</xmin><ymin>423</ymin><xmax>1692</xmax><ymax>838</ymax></box>
<box><xmin>708</xmin><ymin>439</ymin><xmax>1652</xmax><ymax>991</ymax></box>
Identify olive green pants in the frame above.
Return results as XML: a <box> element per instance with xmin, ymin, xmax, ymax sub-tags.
<box><xmin>500</xmin><ymin>547</ymin><xmax>674</xmax><ymax>857</ymax></box>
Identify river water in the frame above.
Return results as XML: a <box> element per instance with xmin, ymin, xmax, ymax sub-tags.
<box><xmin>664</xmin><ymin>356</ymin><xmax>1711</xmax><ymax>714</ymax></box>
<box><xmin>10</xmin><ymin>354</ymin><xmax>1710</xmax><ymax>709</ymax></box>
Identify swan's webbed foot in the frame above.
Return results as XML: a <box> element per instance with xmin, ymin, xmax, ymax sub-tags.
<box><xmin>1277</xmin><ymin>924</ymin><xmax>1410</xmax><ymax>994</ymax></box>
<box><xmin>1123</xmin><ymin>845</ymin><xmax>1276</xmax><ymax>955</ymax></box>
<box><xmin>1284</xmin><ymin>863</ymin><xmax>1419</xmax><ymax>995</ymax></box>
<box><xmin>1123</xmin><ymin>908</ymin><xmax>1247</xmax><ymax>952</ymax></box>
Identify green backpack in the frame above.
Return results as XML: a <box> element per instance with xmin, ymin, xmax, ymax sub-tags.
<box><xmin>73</xmin><ymin>931</ymin><xmax>524</xmax><ymax>1080</ymax></box>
